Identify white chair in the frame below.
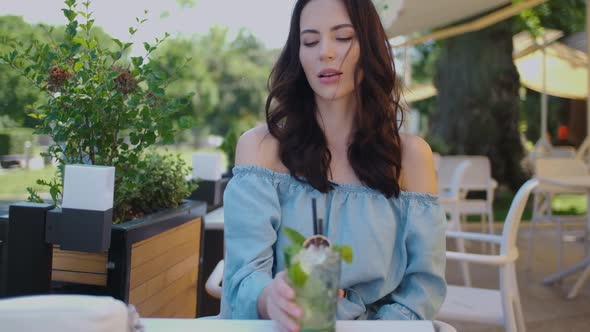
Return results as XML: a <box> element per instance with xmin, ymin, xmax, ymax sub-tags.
<box><xmin>438</xmin><ymin>156</ymin><xmax>498</xmax><ymax>239</ymax></box>
<box><xmin>526</xmin><ymin>158</ymin><xmax>587</xmax><ymax>273</ymax></box>
<box><xmin>198</xmin><ymin>259</ymin><xmax>225</xmax><ymax>319</ymax></box>
<box><xmin>438</xmin><ymin>160</ymin><xmax>473</xmax><ymax>287</ymax></box>
<box><xmin>548</xmin><ymin>146</ymin><xmax>576</xmax><ymax>159</ymax></box>
<box><xmin>433</xmin><ymin>152</ymin><xmax>441</xmax><ymax>175</ymax></box>
<box><xmin>576</xmin><ymin>137</ymin><xmax>590</xmax><ymax>164</ymax></box>
<box><xmin>205</xmin><ymin>259</ymin><xmax>224</xmax><ymax>299</ymax></box>
<box><xmin>438</xmin><ymin>179</ymin><xmax>538</xmax><ymax>332</ymax></box>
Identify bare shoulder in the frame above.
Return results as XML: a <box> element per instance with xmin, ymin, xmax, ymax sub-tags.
<box><xmin>399</xmin><ymin>133</ymin><xmax>437</xmax><ymax>194</ymax></box>
<box><xmin>234</xmin><ymin>124</ymin><xmax>288</xmax><ymax>172</ymax></box>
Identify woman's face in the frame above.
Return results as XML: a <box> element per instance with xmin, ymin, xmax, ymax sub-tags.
<box><xmin>299</xmin><ymin>0</ymin><xmax>360</xmax><ymax>102</ymax></box>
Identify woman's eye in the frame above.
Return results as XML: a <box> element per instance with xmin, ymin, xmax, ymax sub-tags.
<box><xmin>303</xmin><ymin>41</ymin><xmax>319</xmax><ymax>47</ymax></box>
<box><xmin>336</xmin><ymin>37</ymin><xmax>353</xmax><ymax>42</ymax></box>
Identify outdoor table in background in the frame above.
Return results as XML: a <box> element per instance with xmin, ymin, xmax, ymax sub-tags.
<box><xmin>537</xmin><ymin>176</ymin><xmax>590</xmax><ymax>299</ymax></box>
<box><xmin>204</xmin><ymin>207</ymin><xmax>224</xmax><ymax>230</ymax></box>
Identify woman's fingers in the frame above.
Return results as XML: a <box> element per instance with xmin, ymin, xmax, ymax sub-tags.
<box><xmin>270</xmin><ymin>271</ymin><xmax>302</xmax><ymax>332</ymax></box>
<box><xmin>276</xmin><ymin>292</ymin><xmax>303</xmax><ymax>318</ymax></box>
<box><xmin>276</xmin><ymin>276</ymin><xmax>295</xmax><ymax>300</ymax></box>
<box><xmin>270</xmin><ymin>304</ymin><xmax>300</xmax><ymax>332</ymax></box>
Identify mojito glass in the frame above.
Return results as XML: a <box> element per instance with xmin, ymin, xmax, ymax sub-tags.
<box><xmin>289</xmin><ymin>245</ymin><xmax>341</xmax><ymax>332</ymax></box>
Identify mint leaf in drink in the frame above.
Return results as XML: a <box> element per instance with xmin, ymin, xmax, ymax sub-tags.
<box><xmin>288</xmin><ymin>262</ymin><xmax>308</xmax><ymax>287</ymax></box>
<box><xmin>332</xmin><ymin>245</ymin><xmax>353</xmax><ymax>263</ymax></box>
<box><xmin>283</xmin><ymin>245</ymin><xmax>300</xmax><ymax>268</ymax></box>
<box><xmin>283</xmin><ymin>226</ymin><xmax>306</xmax><ymax>247</ymax></box>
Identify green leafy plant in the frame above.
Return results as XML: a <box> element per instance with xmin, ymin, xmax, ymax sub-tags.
<box><xmin>0</xmin><ymin>0</ymin><xmax>196</xmax><ymax>222</ymax></box>
<box><xmin>114</xmin><ymin>151</ymin><xmax>198</xmax><ymax>223</ymax></box>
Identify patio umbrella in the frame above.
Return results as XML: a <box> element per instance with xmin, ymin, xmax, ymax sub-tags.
<box><xmin>384</xmin><ymin>0</ymin><xmax>511</xmax><ymax>38</ymax></box>
<box><xmin>384</xmin><ymin>0</ymin><xmax>547</xmax><ymax>45</ymax></box>
<box><xmin>513</xmin><ymin>29</ymin><xmax>576</xmax><ymax>148</ymax></box>
<box><xmin>403</xmin><ymin>84</ymin><xmax>437</xmax><ymax>103</ymax></box>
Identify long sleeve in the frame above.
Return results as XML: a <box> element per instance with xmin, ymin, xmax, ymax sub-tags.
<box><xmin>219</xmin><ymin>169</ymin><xmax>282</xmax><ymax>319</ymax></box>
<box><xmin>373</xmin><ymin>196</ymin><xmax>447</xmax><ymax>320</ymax></box>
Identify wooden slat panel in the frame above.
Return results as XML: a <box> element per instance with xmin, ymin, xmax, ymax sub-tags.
<box><xmin>52</xmin><ymin>270</ymin><xmax>107</xmax><ymax>286</ymax></box>
<box><xmin>129</xmin><ymin>219</ymin><xmax>200</xmax><ymax>289</ymax></box>
<box><xmin>52</xmin><ymin>247</ymin><xmax>107</xmax><ymax>273</ymax></box>
<box><xmin>135</xmin><ymin>270</ymin><xmax>198</xmax><ymax>317</ymax></box>
<box><xmin>176</xmin><ymin>287</ymin><xmax>198</xmax><ymax>318</ymax></box>
<box><xmin>131</xmin><ymin>219</ymin><xmax>200</xmax><ymax>268</ymax></box>
<box><xmin>52</xmin><ymin>246</ymin><xmax>107</xmax><ymax>286</ymax></box>
<box><xmin>129</xmin><ymin>237</ymin><xmax>197</xmax><ymax>288</ymax></box>
<box><xmin>154</xmin><ymin>284</ymin><xmax>197</xmax><ymax>318</ymax></box>
<box><xmin>129</xmin><ymin>253</ymin><xmax>198</xmax><ymax>305</ymax></box>
<box><xmin>129</xmin><ymin>218</ymin><xmax>202</xmax><ymax>318</ymax></box>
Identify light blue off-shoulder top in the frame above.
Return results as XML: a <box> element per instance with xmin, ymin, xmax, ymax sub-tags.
<box><xmin>220</xmin><ymin>165</ymin><xmax>446</xmax><ymax>321</ymax></box>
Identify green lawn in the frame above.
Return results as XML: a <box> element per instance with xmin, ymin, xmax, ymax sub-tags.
<box><xmin>552</xmin><ymin>194</ymin><xmax>586</xmax><ymax>215</ymax></box>
<box><xmin>0</xmin><ymin>166</ymin><xmax>58</xmax><ymax>200</ymax></box>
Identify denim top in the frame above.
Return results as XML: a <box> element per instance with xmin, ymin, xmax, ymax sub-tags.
<box><xmin>220</xmin><ymin>165</ymin><xmax>447</xmax><ymax>321</ymax></box>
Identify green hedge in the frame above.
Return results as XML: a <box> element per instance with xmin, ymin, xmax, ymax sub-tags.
<box><xmin>0</xmin><ymin>128</ymin><xmax>35</xmax><ymax>155</ymax></box>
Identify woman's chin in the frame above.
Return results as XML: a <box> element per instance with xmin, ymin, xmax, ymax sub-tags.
<box><xmin>314</xmin><ymin>90</ymin><xmax>352</xmax><ymax>102</ymax></box>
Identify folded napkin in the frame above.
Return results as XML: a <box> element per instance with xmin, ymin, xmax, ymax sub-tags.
<box><xmin>0</xmin><ymin>295</ymin><xmax>143</xmax><ymax>332</ymax></box>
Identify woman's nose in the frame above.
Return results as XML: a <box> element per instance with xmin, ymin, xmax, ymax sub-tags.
<box><xmin>319</xmin><ymin>40</ymin><xmax>336</xmax><ymax>62</ymax></box>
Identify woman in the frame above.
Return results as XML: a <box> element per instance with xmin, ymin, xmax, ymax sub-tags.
<box><xmin>220</xmin><ymin>0</ymin><xmax>446</xmax><ymax>330</ymax></box>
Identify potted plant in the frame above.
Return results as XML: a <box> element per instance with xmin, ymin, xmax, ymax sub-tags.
<box><xmin>1</xmin><ymin>0</ymin><xmax>206</xmax><ymax>318</ymax></box>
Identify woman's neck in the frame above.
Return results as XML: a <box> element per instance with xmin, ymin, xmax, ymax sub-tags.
<box><xmin>315</xmin><ymin>94</ymin><xmax>356</xmax><ymax>148</ymax></box>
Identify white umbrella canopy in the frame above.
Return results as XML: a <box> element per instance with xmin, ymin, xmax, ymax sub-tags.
<box><xmin>516</xmin><ymin>42</ymin><xmax>588</xmax><ymax>100</ymax></box>
<box><xmin>383</xmin><ymin>0</ymin><xmax>511</xmax><ymax>38</ymax></box>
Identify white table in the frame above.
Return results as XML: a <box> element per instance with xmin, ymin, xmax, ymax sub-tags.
<box><xmin>205</xmin><ymin>207</ymin><xmax>224</xmax><ymax>230</ymax></box>
<box><xmin>141</xmin><ymin>319</ymin><xmax>436</xmax><ymax>332</ymax></box>
<box><xmin>537</xmin><ymin>176</ymin><xmax>590</xmax><ymax>299</ymax></box>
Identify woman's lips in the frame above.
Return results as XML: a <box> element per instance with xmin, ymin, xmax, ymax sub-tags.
<box><xmin>319</xmin><ymin>73</ymin><xmax>342</xmax><ymax>84</ymax></box>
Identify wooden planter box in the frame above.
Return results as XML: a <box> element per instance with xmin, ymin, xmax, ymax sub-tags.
<box><xmin>51</xmin><ymin>200</ymin><xmax>206</xmax><ymax>318</ymax></box>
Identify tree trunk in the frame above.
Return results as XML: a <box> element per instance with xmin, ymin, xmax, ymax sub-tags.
<box><xmin>432</xmin><ymin>19</ymin><xmax>526</xmax><ymax>190</ymax></box>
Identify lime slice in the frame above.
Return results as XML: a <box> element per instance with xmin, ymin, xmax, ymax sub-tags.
<box><xmin>303</xmin><ymin>235</ymin><xmax>331</xmax><ymax>248</ymax></box>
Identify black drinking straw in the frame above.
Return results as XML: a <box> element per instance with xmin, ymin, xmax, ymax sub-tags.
<box><xmin>318</xmin><ymin>218</ymin><xmax>324</xmax><ymax>236</ymax></box>
<box><xmin>312</xmin><ymin>198</ymin><xmax>318</xmax><ymax>235</ymax></box>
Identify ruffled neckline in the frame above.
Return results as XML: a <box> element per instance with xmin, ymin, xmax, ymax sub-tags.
<box><xmin>232</xmin><ymin>165</ymin><xmax>438</xmax><ymax>201</ymax></box>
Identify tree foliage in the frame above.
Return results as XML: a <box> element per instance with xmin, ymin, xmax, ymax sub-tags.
<box><xmin>0</xmin><ymin>16</ymin><xmax>47</xmax><ymax>127</ymax></box>
<box><xmin>153</xmin><ymin>26</ymin><xmax>276</xmax><ymax>137</ymax></box>
<box><xmin>0</xmin><ymin>15</ymin><xmax>124</xmax><ymax>127</ymax></box>
<box><xmin>515</xmin><ymin>0</ymin><xmax>587</xmax><ymax>35</ymax></box>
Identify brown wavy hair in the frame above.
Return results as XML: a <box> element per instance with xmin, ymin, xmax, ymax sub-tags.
<box><xmin>266</xmin><ymin>0</ymin><xmax>403</xmax><ymax>198</ymax></box>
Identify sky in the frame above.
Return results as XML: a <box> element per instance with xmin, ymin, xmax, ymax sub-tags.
<box><xmin>0</xmin><ymin>0</ymin><xmax>297</xmax><ymax>53</ymax></box>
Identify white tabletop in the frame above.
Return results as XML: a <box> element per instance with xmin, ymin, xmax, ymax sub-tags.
<box><xmin>141</xmin><ymin>319</ymin><xmax>436</xmax><ymax>332</ymax></box>
<box><xmin>537</xmin><ymin>175</ymin><xmax>590</xmax><ymax>189</ymax></box>
<box><xmin>205</xmin><ymin>207</ymin><xmax>224</xmax><ymax>230</ymax></box>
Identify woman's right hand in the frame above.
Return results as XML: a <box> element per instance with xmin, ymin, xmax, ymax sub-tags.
<box><xmin>258</xmin><ymin>271</ymin><xmax>303</xmax><ymax>332</ymax></box>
